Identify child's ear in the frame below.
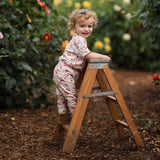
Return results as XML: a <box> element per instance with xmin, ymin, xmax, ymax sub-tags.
<box><xmin>72</xmin><ymin>29</ymin><xmax>76</xmax><ymax>33</ymax></box>
<box><xmin>72</xmin><ymin>28</ymin><xmax>75</xmax><ymax>32</ymax></box>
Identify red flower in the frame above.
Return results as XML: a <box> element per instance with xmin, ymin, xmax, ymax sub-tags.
<box><xmin>37</xmin><ymin>0</ymin><xmax>50</xmax><ymax>14</ymax></box>
<box><xmin>43</xmin><ymin>33</ymin><xmax>51</xmax><ymax>42</ymax></box>
<box><xmin>37</xmin><ymin>0</ymin><xmax>45</xmax><ymax>7</ymax></box>
<box><xmin>140</xmin><ymin>24</ymin><xmax>143</xmax><ymax>30</ymax></box>
<box><xmin>152</xmin><ymin>73</ymin><xmax>159</xmax><ymax>80</ymax></box>
<box><xmin>131</xmin><ymin>26</ymin><xmax>135</xmax><ymax>31</ymax></box>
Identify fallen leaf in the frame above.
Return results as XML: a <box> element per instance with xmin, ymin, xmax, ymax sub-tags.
<box><xmin>42</xmin><ymin>113</ymin><xmax>48</xmax><ymax>117</ymax></box>
<box><xmin>11</xmin><ymin>117</ymin><xmax>16</xmax><ymax>121</ymax></box>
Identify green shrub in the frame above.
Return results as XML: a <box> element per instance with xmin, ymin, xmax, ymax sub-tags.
<box><xmin>53</xmin><ymin>0</ymin><xmax>160</xmax><ymax>70</ymax></box>
<box><xmin>0</xmin><ymin>0</ymin><xmax>65</xmax><ymax>108</ymax></box>
<box><xmin>137</xmin><ymin>0</ymin><xmax>160</xmax><ymax>42</ymax></box>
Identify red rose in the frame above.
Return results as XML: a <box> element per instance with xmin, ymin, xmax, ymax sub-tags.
<box><xmin>43</xmin><ymin>33</ymin><xmax>51</xmax><ymax>42</ymax></box>
<box><xmin>140</xmin><ymin>24</ymin><xmax>143</xmax><ymax>30</ymax></box>
<box><xmin>152</xmin><ymin>73</ymin><xmax>159</xmax><ymax>80</ymax></box>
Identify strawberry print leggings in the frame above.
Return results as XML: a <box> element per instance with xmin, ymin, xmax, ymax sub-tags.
<box><xmin>53</xmin><ymin>61</ymin><xmax>79</xmax><ymax>115</ymax></box>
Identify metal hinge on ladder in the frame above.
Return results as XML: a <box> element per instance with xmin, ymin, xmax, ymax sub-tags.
<box><xmin>83</xmin><ymin>91</ymin><xmax>118</xmax><ymax>98</ymax></box>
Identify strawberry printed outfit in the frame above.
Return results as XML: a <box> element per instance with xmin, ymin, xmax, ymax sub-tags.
<box><xmin>53</xmin><ymin>33</ymin><xmax>91</xmax><ymax>114</ymax></box>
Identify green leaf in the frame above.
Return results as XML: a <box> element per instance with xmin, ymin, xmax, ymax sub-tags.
<box><xmin>5</xmin><ymin>77</ymin><xmax>16</xmax><ymax>90</ymax></box>
<box><xmin>155</xmin><ymin>82</ymin><xmax>160</xmax><ymax>86</ymax></box>
<box><xmin>142</xmin><ymin>0</ymin><xmax>151</xmax><ymax>6</ymax></box>
<box><xmin>139</xmin><ymin>11</ymin><xmax>150</xmax><ymax>18</ymax></box>
<box><xmin>0</xmin><ymin>67</ymin><xmax>7</xmax><ymax>75</ymax></box>
<box><xmin>0</xmin><ymin>55</ymin><xmax>9</xmax><ymax>59</ymax></box>
<box><xmin>157</xmin><ymin>23</ymin><xmax>160</xmax><ymax>28</ymax></box>
<box><xmin>143</xmin><ymin>17</ymin><xmax>150</xmax><ymax>28</ymax></box>
<box><xmin>31</xmin><ymin>45</ymin><xmax>39</xmax><ymax>53</ymax></box>
<box><xmin>141</xmin><ymin>120</ymin><xmax>153</xmax><ymax>130</ymax></box>
<box><xmin>154</xmin><ymin>1</ymin><xmax>160</xmax><ymax>7</ymax></box>
<box><xmin>32</xmin><ymin>37</ymin><xmax>40</xmax><ymax>42</ymax></box>
<box><xmin>52</xmin><ymin>9</ymin><xmax>58</xmax><ymax>16</ymax></box>
<box><xmin>33</xmin><ymin>70</ymin><xmax>38</xmax><ymax>76</ymax></box>
<box><xmin>27</xmin><ymin>24</ymin><xmax>33</xmax><ymax>31</ymax></box>
<box><xmin>17</xmin><ymin>62</ymin><xmax>33</xmax><ymax>72</ymax></box>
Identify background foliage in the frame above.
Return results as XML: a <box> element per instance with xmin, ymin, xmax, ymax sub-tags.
<box><xmin>0</xmin><ymin>0</ymin><xmax>62</xmax><ymax>108</ymax></box>
<box><xmin>137</xmin><ymin>0</ymin><xmax>160</xmax><ymax>42</ymax></box>
<box><xmin>53</xmin><ymin>0</ymin><xmax>160</xmax><ymax>70</ymax></box>
<box><xmin>0</xmin><ymin>0</ymin><xmax>160</xmax><ymax>109</ymax></box>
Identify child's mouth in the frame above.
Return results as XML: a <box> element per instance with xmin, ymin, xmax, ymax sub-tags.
<box><xmin>83</xmin><ymin>33</ymin><xmax>89</xmax><ymax>35</ymax></box>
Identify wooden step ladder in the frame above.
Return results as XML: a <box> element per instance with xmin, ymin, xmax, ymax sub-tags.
<box><xmin>53</xmin><ymin>59</ymin><xmax>143</xmax><ymax>153</ymax></box>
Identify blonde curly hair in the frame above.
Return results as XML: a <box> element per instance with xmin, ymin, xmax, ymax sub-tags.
<box><xmin>68</xmin><ymin>9</ymin><xmax>98</xmax><ymax>30</ymax></box>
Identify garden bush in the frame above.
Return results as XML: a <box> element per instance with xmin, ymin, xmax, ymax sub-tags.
<box><xmin>0</xmin><ymin>0</ymin><xmax>65</xmax><ymax>108</ymax></box>
<box><xmin>53</xmin><ymin>0</ymin><xmax>160</xmax><ymax>70</ymax></box>
<box><xmin>137</xmin><ymin>0</ymin><xmax>160</xmax><ymax>42</ymax></box>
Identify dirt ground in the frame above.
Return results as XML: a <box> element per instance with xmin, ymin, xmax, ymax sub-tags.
<box><xmin>0</xmin><ymin>69</ymin><xmax>160</xmax><ymax>160</ymax></box>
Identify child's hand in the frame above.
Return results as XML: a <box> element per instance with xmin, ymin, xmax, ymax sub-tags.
<box><xmin>103</xmin><ymin>55</ymin><xmax>111</xmax><ymax>61</ymax></box>
<box><xmin>85</xmin><ymin>52</ymin><xmax>111</xmax><ymax>61</ymax></box>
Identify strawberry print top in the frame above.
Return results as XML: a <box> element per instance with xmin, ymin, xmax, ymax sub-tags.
<box><xmin>59</xmin><ymin>33</ymin><xmax>91</xmax><ymax>70</ymax></box>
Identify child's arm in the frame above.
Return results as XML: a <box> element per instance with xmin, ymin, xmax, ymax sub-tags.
<box><xmin>85</xmin><ymin>52</ymin><xmax>111</xmax><ymax>61</ymax></box>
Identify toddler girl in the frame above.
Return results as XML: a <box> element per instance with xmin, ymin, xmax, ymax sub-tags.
<box><xmin>53</xmin><ymin>9</ymin><xmax>111</xmax><ymax>124</ymax></box>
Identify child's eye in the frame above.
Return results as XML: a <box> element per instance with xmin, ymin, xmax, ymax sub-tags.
<box><xmin>80</xmin><ymin>25</ymin><xmax>85</xmax><ymax>27</ymax></box>
<box><xmin>88</xmin><ymin>25</ymin><xmax>93</xmax><ymax>28</ymax></box>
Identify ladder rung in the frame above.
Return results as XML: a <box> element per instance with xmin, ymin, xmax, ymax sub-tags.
<box><xmin>83</xmin><ymin>91</ymin><xmax>118</xmax><ymax>98</ymax></box>
<box><xmin>57</xmin><ymin>122</ymin><xmax>70</xmax><ymax>130</ymax></box>
<box><xmin>92</xmin><ymin>86</ymin><xmax>101</xmax><ymax>90</ymax></box>
<box><xmin>62</xmin><ymin>124</ymin><xmax>70</xmax><ymax>130</ymax></box>
<box><xmin>116</xmin><ymin>120</ymin><xmax>128</xmax><ymax>128</ymax></box>
<box><xmin>105</xmin><ymin>95</ymin><xmax>117</xmax><ymax>102</ymax></box>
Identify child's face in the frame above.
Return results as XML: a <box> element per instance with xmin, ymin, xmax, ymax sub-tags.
<box><xmin>74</xmin><ymin>17</ymin><xmax>94</xmax><ymax>39</ymax></box>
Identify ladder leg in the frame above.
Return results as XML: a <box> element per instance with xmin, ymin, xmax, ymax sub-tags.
<box><xmin>104</xmin><ymin>67</ymin><xmax>143</xmax><ymax>146</ymax></box>
<box><xmin>97</xmin><ymin>70</ymin><xmax>127</xmax><ymax>139</ymax></box>
<box><xmin>63</xmin><ymin>67</ymin><xmax>98</xmax><ymax>152</ymax></box>
<box><xmin>53</xmin><ymin>122</ymin><xmax>65</xmax><ymax>143</ymax></box>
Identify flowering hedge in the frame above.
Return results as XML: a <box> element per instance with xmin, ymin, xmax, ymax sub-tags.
<box><xmin>0</xmin><ymin>0</ymin><xmax>64</xmax><ymax>108</ymax></box>
<box><xmin>53</xmin><ymin>0</ymin><xmax>160</xmax><ymax>70</ymax></box>
<box><xmin>137</xmin><ymin>0</ymin><xmax>160</xmax><ymax>42</ymax></box>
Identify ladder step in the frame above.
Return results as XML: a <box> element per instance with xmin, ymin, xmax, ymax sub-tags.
<box><xmin>83</xmin><ymin>91</ymin><xmax>118</xmax><ymax>98</ymax></box>
<box><xmin>88</xmin><ymin>59</ymin><xmax>110</xmax><ymax>63</ymax></box>
<box><xmin>57</xmin><ymin>122</ymin><xmax>70</xmax><ymax>130</ymax></box>
<box><xmin>88</xmin><ymin>59</ymin><xmax>110</xmax><ymax>69</ymax></box>
<box><xmin>105</xmin><ymin>95</ymin><xmax>117</xmax><ymax>102</ymax></box>
<box><xmin>116</xmin><ymin>120</ymin><xmax>128</xmax><ymax>128</ymax></box>
<box><xmin>62</xmin><ymin>125</ymin><xmax>70</xmax><ymax>130</ymax></box>
<box><xmin>92</xmin><ymin>86</ymin><xmax>101</xmax><ymax>90</ymax></box>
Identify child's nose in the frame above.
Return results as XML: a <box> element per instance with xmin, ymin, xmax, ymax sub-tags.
<box><xmin>85</xmin><ymin>27</ymin><xmax>89</xmax><ymax>30</ymax></box>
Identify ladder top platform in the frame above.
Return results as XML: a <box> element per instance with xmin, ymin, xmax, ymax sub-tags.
<box><xmin>88</xmin><ymin>59</ymin><xmax>110</xmax><ymax>63</ymax></box>
<box><xmin>88</xmin><ymin>59</ymin><xmax>110</xmax><ymax>69</ymax></box>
